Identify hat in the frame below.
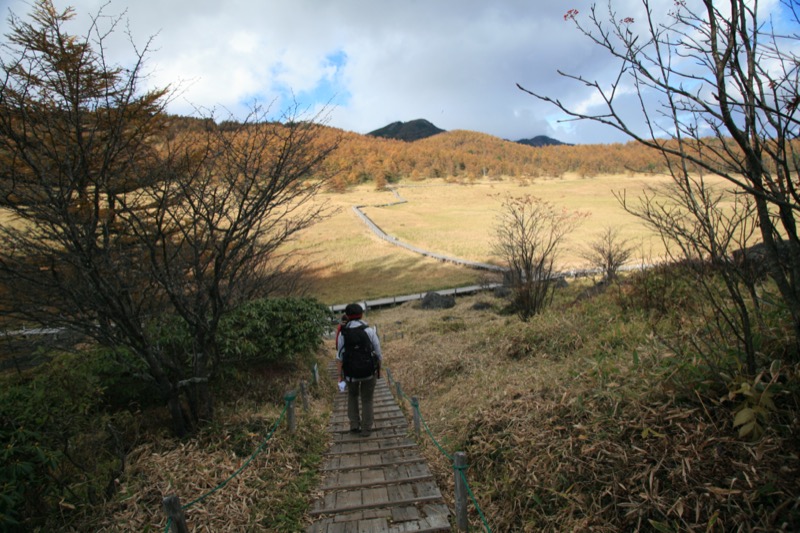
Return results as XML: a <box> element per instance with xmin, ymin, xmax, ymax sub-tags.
<box><xmin>344</xmin><ymin>303</ymin><xmax>363</xmax><ymax>319</ymax></box>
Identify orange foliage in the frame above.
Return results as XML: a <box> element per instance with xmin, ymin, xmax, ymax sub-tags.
<box><xmin>166</xmin><ymin>119</ymin><xmax>677</xmax><ymax>190</ymax></box>
<box><xmin>312</xmin><ymin>127</ymin><xmax>673</xmax><ymax>189</ymax></box>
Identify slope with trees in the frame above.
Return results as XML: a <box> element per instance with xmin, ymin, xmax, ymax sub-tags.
<box><xmin>319</xmin><ymin>126</ymin><xmax>683</xmax><ymax>191</ymax></box>
<box><xmin>0</xmin><ymin>0</ymin><xmax>336</xmax><ymax>436</ymax></box>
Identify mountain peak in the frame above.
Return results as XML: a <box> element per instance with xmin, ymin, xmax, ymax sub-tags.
<box><xmin>515</xmin><ymin>135</ymin><xmax>571</xmax><ymax>147</ymax></box>
<box><xmin>368</xmin><ymin>119</ymin><xmax>445</xmax><ymax>142</ymax></box>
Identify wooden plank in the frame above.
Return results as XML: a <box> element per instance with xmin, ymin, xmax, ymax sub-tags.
<box><xmin>362</xmin><ymin>486</ymin><xmax>389</xmax><ymax>507</ymax></box>
<box><xmin>309</xmin><ymin>504</ymin><xmax>450</xmax><ymax>533</ymax></box>
<box><xmin>321</xmin><ymin>456</ymin><xmax>425</xmax><ymax>472</ymax></box>
<box><xmin>329</xmin><ymin>408</ymin><xmax>401</xmax><ymax>420</ymax></box>
<box><xmin>359</xmin><ymin>468</ymin><xmax>387</xmax><ymax>486</ymax></box>
<box><xmin>308</xmin><ymin>362</ymin><xmax>451</xmax><ymax>532</ymax></box>
<box><xmin>357</xmin><ymin>517</ymin><xmax>389</xmax><ymax>533</ymax></box>
<box><xmin>325</xmin><ymin>442</ymin><xmax>417</xmax><ymax>456</ymax></box>
<box><xmin>391</xmin><ymin>504</ymin><xmax>420</xmax><ymax>522</ymax></box>
<box><xmin>310</xmin><ymin>493</ymin><xmax>444</xmax><ymax>516</ymax></box>
<box><xmin>329</xmin><ymin>415</ymin><xmax>408</xmax><ymax>428</ymax></box>
<box><xmin>415</xmin><ymin>480</ymin><xmax>444</xmax><ymax>498</ymax></box>
<box><xmin>335</xmin><ymin>489</ymin><xmax>362</xmax><ymax>510</ymax></box>
<box><xmin>330</xmin><ymin>426</ymin><xmax>410</xmax><ymax>441</ymax></box>
<box><xmin>387</xmin><ymin>483</ymin><xmax>414</xmax><ymax>503</ymax></box>
<box><xmin>322</xmin><ymin>473</ymin><xmax>434</xmax><ymax>491</ymax></box>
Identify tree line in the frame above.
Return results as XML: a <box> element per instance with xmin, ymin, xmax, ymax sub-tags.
<box><xmin>175</xmin><ymin>121</ymin><xmax>687</xmax><ymax>190</ymax></box>
<box><xmin>167</xmin><ymin>115</ymin><xmax>799</xmax><ymax>193</ymax></box>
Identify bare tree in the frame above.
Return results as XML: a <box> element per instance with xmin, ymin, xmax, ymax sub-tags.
<box><xmin>0</xmin><ymin>1</ymin><xmax>336</xmax><ymax>435</ymax></box>
<box><xmin>493</xmin><ymin>195</ymin><xmax>583</xmax><ymax>320</ymax></box>
<box><xmin>519</xmin><ymin>0</ymin><xmax>800</xmax><ymax>357</ymax></box>
<box><xmin>619</xmin><ymin>172</ymin><xmax>763</xmax><ymax>372</ymax></box>
<box><xmin>579</xmin><ymin>225</ymin><xmax>635</xmax><ymax>281</ymax></box>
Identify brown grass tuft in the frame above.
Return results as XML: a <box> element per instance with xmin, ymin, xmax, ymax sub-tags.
<box><xmin>88</xmin><ymin>360</ymin><xmax>332</xmax><ymax>532</ymax></box>
<box><xmin>370</xmin><ymin>287</ymin><xmax>800</xmax><ymax>532</ymax></box>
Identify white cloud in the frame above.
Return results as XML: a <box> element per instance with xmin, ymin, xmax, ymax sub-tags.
<box><xmin>0</xmin><ymin>0</ymin><xmax>792</xmax><ymax>144</ymax></box>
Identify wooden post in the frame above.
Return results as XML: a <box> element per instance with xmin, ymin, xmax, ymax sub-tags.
<box><xmin>162</xmin><ymin>494</ymin><xmax>189</xmax><ymax>533</ymax></box>
<box><xmin>395</xmin><ymin>381</ymin><xmax>402</xmax><ymax>400</ymax></box>
<box><xmin>454</xmin><ymin>452</ymin><xmax>468</xmax><ymax>531</ymax></box>
<box><xmin>385</xmin><ymin>367</ymin><xmax>393</xmax><ymax>385</ymax></box>
<box><xmin>300</xmin><ymin>380</ymin><xmax>309</xmax><ymax>412</ymax></box>
<box><xmin>411</xmin><ymin>396</ymin><xmax>421</xmax><ymax>439</ymax></box>
<box><xmin>285</xmin><ymin>390</ymin><xmax>297</xmax><ymax>434</ymax></box>
<box><xmin>312</xmin><ymin>363</ymin><xmax>319</xmax><ymax>386</ymax></box>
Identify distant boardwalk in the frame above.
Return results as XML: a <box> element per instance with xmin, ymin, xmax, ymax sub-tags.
<box><xmin>344</xmin><ymin>185</ymin><xmax>627</xmax><ymax>316</ymax></box>
<box><xmin>352</xmin><ymin>186</ymin><xmax>506</xmax><ymax>274</ymax></box>
<box><xmin>306</xmin><ymin>362</ymin><xmax>451</xmax><ymax>532</ymax></box>
<box><xmin>329</xmin><ymin>283</ymin><xmax>500</xmax><ymax>314</ymax></box>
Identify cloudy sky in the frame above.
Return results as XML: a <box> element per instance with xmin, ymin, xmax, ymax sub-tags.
<box><xmin>0</xmin><ymin>0</ymin><xmax>794</xmax><ymax>144</ymax></box>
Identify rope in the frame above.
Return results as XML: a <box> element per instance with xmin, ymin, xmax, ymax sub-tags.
<box><xmin>458</xmin><ymin>468</ymin><xmax>492</xmax><ymax>533</ymax></box>
<box><xmin>415</xmin><ymin>401</ymin><xmax>454</xmax><ymax>462</ymax></box>
<box><xmin>164</xmin><ymin>395</ymin><xmax>292</xmax><ymax>533</ymax></box>
<box><xmin>385</xmin><ymin>365</ymin><xmax>490</xmax><ymax>531</ymax></box>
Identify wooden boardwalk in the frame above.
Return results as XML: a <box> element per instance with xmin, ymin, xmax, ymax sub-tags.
<box><xmin>306</xmin><ymin>364</ymin><xmax>451</xmax><ymax>532</ymax></box>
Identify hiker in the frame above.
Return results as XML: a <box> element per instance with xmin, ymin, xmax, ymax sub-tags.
<box><xmin>337</xmin><ymin>303</ymin><xmax>382</xmax><ymax>437</ymax></box>
<box><xmin>333</xmin><ymin>312</ymin><xmax>347</xmax><ymax>346</ymax></box>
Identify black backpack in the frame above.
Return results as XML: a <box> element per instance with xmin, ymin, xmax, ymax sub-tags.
<box><xmin>341</xmin><ymin>324</ymin><xmax>376</xmax><ymax>379</ymax></box>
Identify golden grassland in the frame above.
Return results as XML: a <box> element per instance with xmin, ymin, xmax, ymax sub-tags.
<box><xmin>363</xmin><ymin>174</ymin><xmax>667</xmax><ymax>264</ymax></box>
<box><xmin>287</xmin><ymin>185</ymin><xmax>492</xmax><ymax>305</ymax></box>
<box><xmin>292</xmin><ymin>173</ymin><xmax>735</xmax><ymax>304</ymax></box>
<box><xmin>0</xmin><ymin>172</ymin><xmax>738</xmax><ymax>306</ymax></box>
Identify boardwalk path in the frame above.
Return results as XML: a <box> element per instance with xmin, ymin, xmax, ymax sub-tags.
<box><xmin>306</xmin><ymin>363</ymin><xmax>451</xmax><ymax>532</ymax></box>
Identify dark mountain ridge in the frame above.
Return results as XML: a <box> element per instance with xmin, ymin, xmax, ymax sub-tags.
<box><xmin>368</xmin><ymin>119</ymin><xmax>445</xmax><ymax>142</ymax></box>
<box><xmin>515</xmin><ymin>135</ymin><xmax>572</xmax><ymax>147</ymax></box>
<box><xmin>368</xmin><ymin>118</ymin><xmax>567</xmax><ymax>146</ymax></box>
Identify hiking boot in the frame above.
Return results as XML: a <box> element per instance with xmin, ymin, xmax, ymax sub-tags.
<box><xmin>348</xmin><ymin>427</ymin><xmax>361</xmax><ymax>434</ymax></box>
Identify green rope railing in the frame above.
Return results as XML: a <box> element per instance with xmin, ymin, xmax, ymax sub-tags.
<box><xmin>412</xmin><ymin>394</ymin><xmax>454</xmax><ymax>462</ymax></box>
<box><xmin>458</xmin><ymin>467</ymin><xmax>491</xmax><ymax>532</ymax></box>
<box><xmin>384</xmin><ymin>366</ymin><xmax>491</xmax><ymax>532</ymax></box>
<box><xmin>163</xmin><ymin>392</ymin><xmax>293</xmax><ymax>533</ymax></box>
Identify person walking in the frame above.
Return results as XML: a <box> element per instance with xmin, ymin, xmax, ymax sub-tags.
<box><xmin>337</xmin><ymin>303</ymin><xmax>382</xmax><ymax>437</ymax></box>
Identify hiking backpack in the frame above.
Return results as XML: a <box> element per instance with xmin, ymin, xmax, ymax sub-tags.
<box><xmin>341</xmin><ymin>324</ymin><xmax>376</xmax><ymax>379</ymax></box>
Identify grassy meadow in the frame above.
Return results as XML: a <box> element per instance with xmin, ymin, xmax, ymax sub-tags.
<box><xmin>294</xmin><ymin>173</ymin><xmax>730</xmax><ymax>305</ymax></box>
<box><xmin>286</xmin><ymin>185</ymin><xmax>491</xmax><ymax>305</ymax></box>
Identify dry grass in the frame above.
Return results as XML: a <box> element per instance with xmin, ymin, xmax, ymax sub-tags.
<box><xmin>63</xmin><ymin>272</ymin><xmax>799</xmax><ymax>532</ymax></box>
<box><xmin>367</xmin><ymin>284</ymin><xmax>800</xmax><ymax>532</ymax></box>
<box><xmin>287</xmin><ymin>184</ymin><xmax>489</xmax><ymax>304</ymax></box>
<box><xmin>87</xmin><ymin>361</ymin><xmax>333</xmax><ymax>532</ymax></box>
<box><xmin>364</xmin><ymin>175</ymin><xmax>668</xmax><ymax>266</ymax></box>
<box><xmin>290</xmin><ymin>174</ymin><xmax>737</xmax><ymax>304</ymax></box>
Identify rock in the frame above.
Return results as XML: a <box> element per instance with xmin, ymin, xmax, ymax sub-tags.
<box><xmin>493</xmin><ymin>286</ymin><xmax>511</xmax><ymax>298</ymax></box>
<box><xmin>420</xmin><ymin>292</ymin><xmax>456</xmax><ymax>310</ymax></box>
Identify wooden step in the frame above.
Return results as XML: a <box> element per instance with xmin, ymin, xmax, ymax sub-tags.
<box><xmin>307</xmin><ymin>361</ymin><xmax>451</xmax><ymax>532</ymax></box>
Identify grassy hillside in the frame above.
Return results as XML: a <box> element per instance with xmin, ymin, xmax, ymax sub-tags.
<box><xmin>368</xmin><ymin>275</ymin><xmax>799</xmax><ymax>531</ymax></box>
<box><xmin>320</xmin><ymin>126</ymin><xmax>676</xmax><ymax>190</ymax></box>
<box><xmin>18</xmin><ymin>265</ymin><xmax>797</xmax><ymax>532</ymax></box>
<box><xmin>5</xmin><ymin>160</ymin><xmax>793</xmax><ymax>531</ymax></box>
